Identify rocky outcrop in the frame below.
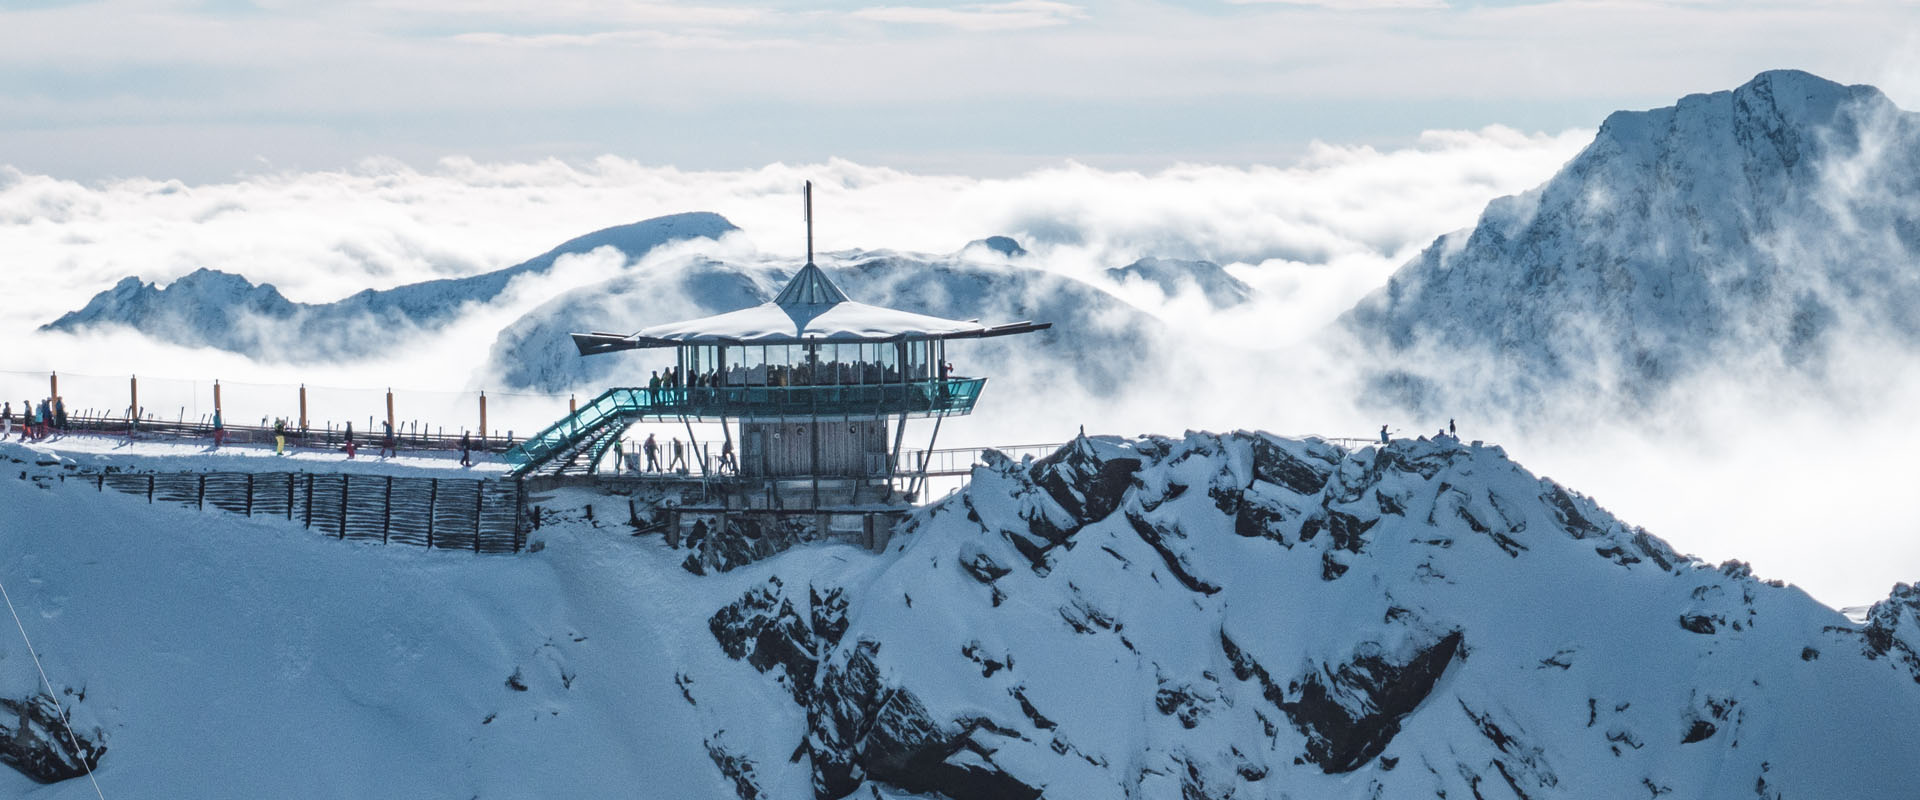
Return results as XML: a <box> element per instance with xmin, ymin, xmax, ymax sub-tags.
<box><xmin>703</xmin><ymin>431</ymin><xmax>1920</xmax><ymax>799</ymax></box>
<box><xmin>0</xmin><ymin>694</ymin><xmax>104</xmax><ymax>784</ymax></box>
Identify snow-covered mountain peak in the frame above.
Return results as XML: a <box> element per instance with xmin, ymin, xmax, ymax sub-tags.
<box><xmin>1343</xmin><ymin>69</ymin><xmax>1920</xmax><ymax>418</ymax></box>
<box><xmin>698</xmin><ymin>429</ymin><xmax>1919</xmax><ymax>798</ymax></box>
<box><xmin>40</xmin><ymin>212</ymin><xmax>738</xmax><ymax>360</ymax></box>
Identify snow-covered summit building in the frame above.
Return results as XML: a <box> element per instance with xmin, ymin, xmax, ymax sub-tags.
<box><xmin>505</xmin><ymin>183</ymin><xmax>1049</xmax><ymax>517</ymax></box>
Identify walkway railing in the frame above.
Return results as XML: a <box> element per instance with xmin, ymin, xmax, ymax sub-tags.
<box><xmin>503</xmin><ymin>379</ymin><xmax>988</xmax><ymax>473</ymax></box>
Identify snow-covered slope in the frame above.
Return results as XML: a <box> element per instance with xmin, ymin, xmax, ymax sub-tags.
<box><xmin>482</xmin><ymin>248</ymin><xmax>1168</xmax><ymax>395</ymax></box>
<box><xmin>1342</xmin><ymin>70</ymin><xmax>1920</xmax><ymax>415</ymax></box>
<box><xmin>2</xmin><ymin>431</ymin><xmax>1914</xmax><ymax>798</ymax></box>
<box><xmin>39</xmin><ymin>212</ymin><xmax>737</xmax><ymax>360</ymax></box>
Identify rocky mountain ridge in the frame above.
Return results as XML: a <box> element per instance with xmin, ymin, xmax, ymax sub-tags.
<box><xmin>698</xmin><ymin>431</ymin><xmax>1920</xmax><ymax>799</ymax></box>
<box><xmin>39</xmin><ymin>212</ymin><xmax>738</xmax><ymax>360</ymax></box>
<box><xmin>1343</xmin><ymin>69</ymin><xmax>1920</xmax><ymax>416</ymax></box>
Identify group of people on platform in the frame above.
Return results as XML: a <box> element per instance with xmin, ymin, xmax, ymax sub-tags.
<box><xmin>614</xmin><ymin>433</ymin><xmax>738</xmax><ymax>475</ymax></box>
<box><xmin>1379</xmin><ymin>418</ymin><xmax>1461</xmax><ymax>445</ymax></box>
<box><xmin>0</xmin><ymin>398</ymin><xmax>66</xmax><ymax>442</ymax></box>
<box><xmin>646</xmin><ymin>359</ymin><xmax>956</xmax><ymax>393</ymax></box>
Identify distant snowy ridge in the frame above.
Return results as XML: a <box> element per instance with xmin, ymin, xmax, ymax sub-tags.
<box><xmin>481</xmin><ymin>246</ymin><xmax>1171</xmax><ymax>395</ymax></box>
<box><xmin>1106</xmin><ymin>256</ymin><xmax>1251</xmax><ymax>306</ymax></box>
<box><xmin>39</xmin><ymin>212</ymin><xmax>737</xmax><ymax>360</ymax></box>
<box><xmin>1342</xmin><ymin>69</ymin><xmax>1920</xmax><ymax>416</ymax></box>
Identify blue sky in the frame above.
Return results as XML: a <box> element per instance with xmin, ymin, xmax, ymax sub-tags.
<box><xmin>1</xmin><ymin>0</ymin><xmax>1916</xmax><ymax>179</ymax></box>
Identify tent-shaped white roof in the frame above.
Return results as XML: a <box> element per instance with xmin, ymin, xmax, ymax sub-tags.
<box><xmin>571</xmin><ymin>262</ymin><xmax>1049</xmax><ymax>355</ymax></box>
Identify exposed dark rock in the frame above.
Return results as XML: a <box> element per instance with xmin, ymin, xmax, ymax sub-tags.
<box><xmin>1861</xmin><ymin>583</ymin><xmax>1920</xmax><ymax>682</ymax></box>
<box><xmin>0</xmin><ymin>695</ymin><xmax>105</xmax><ymax>785</ymax></box>
<box><xmin>808</xmin><ymin>642</ymin><xmax>1040</xmax><ymax>800</ymax></box>
<box><xmin>1279</xmin><ymin>631</ymin><xmax>1464</xmax><ymax>773</ymax></box>
<box><xmin>705</xmin><ymin>734</ymin><xmax>765</xmax><ymax>800</ymax></box>
<box><xmin>1154</xmin><ymin>681</ymin><xmax>1213</xmax><ymax>729</ymax></box>
<box><xmin>1681</xmin><ymin>719</ymin><xmax>1717</xmax><ymax>744</ymax></box>
<box><xmin>1246</xmin><ymin>435</ymin><xmax>1336</xmax><ymax>496</ymax></box>
<box><xmin>682</xmin><ymin>515</ymin><xmax>818</xmax><ymax>575</ymax></box>
<box><xmin>1125</xmin><ymin>511</ymin><xmax>1222</xmax><ymax>595</ymax></box>
<box><xmin>709</xmin><ymin>577</ymin><xmax>846</xmax><ymax>704</ymax></box>
<box><xmin>961</xmin><ymin>551</ymin><xmax>1012</xmax><ymax>585</ymax></box>
<box><xmin>1678</xmin><ymin>615</ymin><xmax>1718</xmax><ymax>635</ymax></box>
<box><xmin>1030</xmin><ymin>436</ymin><xmax>1141</xmax><ymax>533</ymax></box>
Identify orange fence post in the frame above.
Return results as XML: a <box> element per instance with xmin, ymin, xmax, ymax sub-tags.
<box><xmin>299</xmin><ymin>384</ymin><xmax>309</xmax><ymax>430</ymax></box>
<box><xmin>49</xmin><ymin>371</ymin><xmax>58</xmax><ymax>405</ymax></box>
<box><xmin>386</xmin><ymin>389</ymin><xmax>395</xmax><ymax>434</ymax></box>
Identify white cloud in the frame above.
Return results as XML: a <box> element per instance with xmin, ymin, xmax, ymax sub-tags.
<box><xmin>1225</xmin><ymin>0</ymin><xmax>1446</xmax><ymax>8</ymax></box>
<box><xmin>3</xmin><ymin>118</ymin><xmax>1917</xmax><ymax>609</ymax></box>
<box><xmin>850</xmin><ymin>0</ymin><xmax>1087</xmax><ymax>31</ymax></box>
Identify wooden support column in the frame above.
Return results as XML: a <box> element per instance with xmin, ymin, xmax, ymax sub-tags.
<box><xmin>48</xmin><ymin>371</ymin><xmax>58</xmax><ymax>405</ymax></box>
<box><xmin>569</xmin><ymin>394</ymin><xmax>577</xmax><ymax>415</ymax></box>
<box><xmin>298</xmin><ymin>384</ymin><xmax>309</xmax><ymax>431</ymax></box>
<box><xmin>129</xmin><ymin>375</ymin><xmax>139</xmax><ymax>426</ymax></box>
<box><xmin>478</xmin><ymin>391</ymin><xmax>488</xmax><ymax>446</ymax></box>
<box><xmin>213</xmin><ymin>380</ymin><xmax>222</xmax><ymax>420</ymax></box>
<box><xmin>386</xmin><ymin>389</ymin><xmax>395</xmax><ymax>433</ymax></box>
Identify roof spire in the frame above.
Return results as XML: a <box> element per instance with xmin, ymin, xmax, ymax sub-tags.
<box><xmin>776</xmin><ymin>181</ymin><xmax>849</xmax><ymax>309</ymax></box>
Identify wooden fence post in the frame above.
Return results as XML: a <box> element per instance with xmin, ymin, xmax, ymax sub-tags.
<box><xmin>245</xmin><ymin>473</ymin><xmax>254</xmax><ymax>517</ymax></box>
<box><xmin>479</xmin><ymin>392</ymin><xmax>487</xmax><ymax>447</ymax></box>
<box><xmin>146</xmin><ymin>474</ymin><xmax>154</xmax><ymax>503</ymax></box>
<box><xmin>130</xmin><ymin>375</ymin><xmax>139</xmax><ymax>430</ymax></box>
<box><xmin>382</xmin><ymin>475</ymin><xmax>393</xmax><ymax>544</ymax></box>
<box><xmin>49</xmin><ymin>372</ymin><xmax>57</xmax><ymax>407</ymax></box>
<box><xmin>299</xmin><ymin>384</ymin><xmax>309</xmax><ymax>432</ymax></box>
<box><xmin>473</xmin><ymin>481</ymin><xmax>485</xmax><ymax>553</ymax></box>
<box><xmin>197</xmin><ymin>474</ymin><xmax>205</xmax><ymax>510</ymax></box>
<box><xmin>303</xmin><ymin>474</ymin><xmax>314</xmax><ymax>529</ymax></box>
<box><xmin>426</xmin><ymin>479</ymin><xmax>438</xmax><ymax>549</ymax></box>
<box><xmin>338</xmin><ymin>476</ymin><xmax>349</xmax><ymax>538</ymax></box>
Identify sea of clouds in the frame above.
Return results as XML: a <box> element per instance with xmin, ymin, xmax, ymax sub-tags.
<box><xmin>4</xmin><ymin>125</ymin><xmax>1915</xmax><ymax>609</ymax></box>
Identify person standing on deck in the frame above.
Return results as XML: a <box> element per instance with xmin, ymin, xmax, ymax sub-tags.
<box><xmin>212</xmin><ymin>409</ymin><xmax>226</xmax><ymax>448</ymax></box>
<box><xmin>460</xmin><ymin>430</ymin><xmax>474</xmax><ymax>467</ymax></box>
<box><xmin>643</xmin><ymin>433</ymin><xmax>659</xmax><ymax>472</ymax></box>
<box><xmin>720</xmin><ymin>438</ymin><xmax>737</xmax><ymax>474</ymax></box>
<box><xmin>613</xmin><ymin>438</ymin><xmax>624</xmax><ymax>473</ymax></box>
<box><xmin>344</xmin><ymin>421</ymin><xmax>357</xmax><ymax>459</ymax></box>
<box><xmin>274</xmin><ymin>418</ymin><xmax>287</xmax><ymax>455</ymax></box>
<box><xmin>2</xmin><ymin>402</ymin><xmax>11</xmax><ymax>440</ymax></box>
<box><xmin>670</xmin><ymin>437</ymin><xmax>686</xmax><ymax>472</ymax></box>
<box><xmin>649</xmin><ymin>370</ymin><xmax>662</xmax><ymax>404</ymax></box>
<box><xmin>53</xmin><ymin>397</ymin><xmax>66</xmax><ymax>434</ymax></box>
<box><xmin>380</xmin><ymin>419</ymin><xmax>396</xmax><ymax>458</ymax></box>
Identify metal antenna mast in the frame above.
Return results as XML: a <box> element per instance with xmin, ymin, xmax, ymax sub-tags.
<box><xmin>803</xmin><ymin>180</ymin><xmax>814</xmax><ymax>265</ymax></box>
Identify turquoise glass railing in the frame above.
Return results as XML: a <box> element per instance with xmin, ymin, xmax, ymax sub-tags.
<box><xmin>503</xmin><ymin>378</ymin><xmax>986</xmax><ymax>471</ymax></box>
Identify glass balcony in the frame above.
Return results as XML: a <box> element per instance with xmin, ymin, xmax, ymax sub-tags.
<box><xmin>505</xmin><ymin>378</ymin><xmax>986</xmax><ymax>470</ymax></box>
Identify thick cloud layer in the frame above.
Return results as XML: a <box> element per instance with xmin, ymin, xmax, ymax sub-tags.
<box><xmin>4</xmin><ymin>127</ymin><xmax>1916</xmax><ymax>608</ymax></box>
